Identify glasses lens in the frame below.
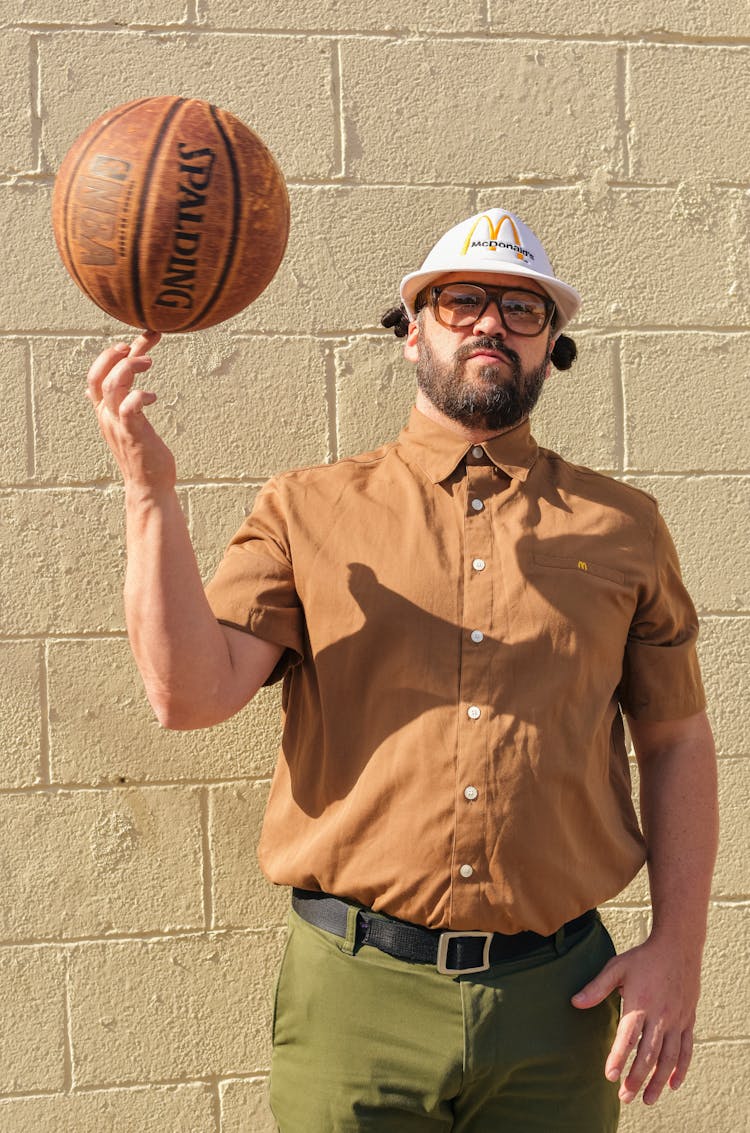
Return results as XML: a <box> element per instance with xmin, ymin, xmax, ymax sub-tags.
<box><xmin>433</xmin><ymin>284</ymin><xmax>551</xmax><ymax>335</ymax></box>
<box><xmin>501</xmin><ymin>290</ymin><xmax>549</xmax><ymax>335</ymax></box>
<box><xmin>434</xmin><ymin>285</ymin><xmax>487</xmax><ymax>326</ymax></box>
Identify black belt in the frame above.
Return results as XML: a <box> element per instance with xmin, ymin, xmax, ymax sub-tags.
<box><xmin>291</xmin><ymin>889</ymin><xmax>597</xmax><ymax>976</ymax></box>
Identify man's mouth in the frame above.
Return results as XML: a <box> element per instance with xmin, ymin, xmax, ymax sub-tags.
<box><xmin>458</xmin><ymin>340</ymin><xmax>518</xmax><ymax>367</ymax></box>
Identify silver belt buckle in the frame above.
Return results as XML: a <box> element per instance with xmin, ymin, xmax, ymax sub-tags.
<box><xmin>436</xmin><ymin>930</ymin><xmax>493</xmax><ymax>976</ymax></box>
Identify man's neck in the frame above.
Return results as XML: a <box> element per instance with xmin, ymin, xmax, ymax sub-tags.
<box><xmin>414</xmin><ymin>389</ymin><xmax>524</xmax><ymax>442</ymax></box>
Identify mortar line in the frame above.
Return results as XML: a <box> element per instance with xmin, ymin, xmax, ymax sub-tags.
<box><xmin>24</xmin><ymin>339</ymin><xmax>36</xmax><ymax>481</ymax></box>
<box><xmin>39</xmin><ymin>639</ymin><xmax>51</xmax><ymax>784</ymax></box>
<box><xmin>29</xmin><ymin>34</ymin><xmax>42</xmax><ymax>173</ymax></box>
<box><xmin>611</xmin><ymin>337</ymin><xmax>626</xmax><ymax>472</ymax></box>
<box><xmin>325</xmin><ymin>342</ymin><xmax>341</xmax><ymax>463</ymax></box>
<box><xmin>0</xmin><ymin>774</ymin><xmax>274</xmax><ymax>795</ymax></box>
<box><xmin>210</xmin><ymin>1076</ymin><xmax>222</xmax><ymax>1133</ymax></box>
<box><xmin>62</xmin><ymin>950</ymin><xmax>74</xmax><ymax>1091</ymax></box>
<box><xmin>0</xmin><ymin>925</ymin><xmax>286</xmax><ymax>949</ymax></box>
<box><xmin>201</xmin><ymin>787</ymin><xmax>214</xmax><ymax>929</ymax></box>
<box><xmin>332</xmin><ymin>39</ymin><xmax>345</xmax><ymax>178</ymax></box>
<box><xmin>11</xmin><ymin>26</ymin><xmax>750</xmax><ymax>48</ymax></box>
<box><xmin>616</xmin><ymin>46</ymin><xmax>631</xmax><ymax>179</ymax></box>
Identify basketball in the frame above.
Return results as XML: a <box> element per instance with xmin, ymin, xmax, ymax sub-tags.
<box><xmin>52</xmin><ymin>96</ymin><xmax>290</xmax><ymax>333</ymax></box>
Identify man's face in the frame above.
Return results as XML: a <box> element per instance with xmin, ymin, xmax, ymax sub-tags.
<box><xmin>404</xmin><ymin>271</ymin><xmax>554</xmax><ymax>432</ymax></box>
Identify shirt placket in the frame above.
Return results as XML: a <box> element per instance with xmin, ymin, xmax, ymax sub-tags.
<box><xmin>450</xmin><ymin>445</ymin><xmax>498</xmax><ymax>927</ymax></box>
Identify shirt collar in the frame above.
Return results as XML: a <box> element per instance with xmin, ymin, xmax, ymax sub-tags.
<box><xmin>398</xmin><ymin>406</ymin><xmax>539</xmax><ymax>485</ymax></box>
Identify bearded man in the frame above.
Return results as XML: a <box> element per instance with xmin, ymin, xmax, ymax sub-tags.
<box><xmin>87</xmin><ymin>208</ymin><xmax>717</xmax><ymax>1132</ymax></box>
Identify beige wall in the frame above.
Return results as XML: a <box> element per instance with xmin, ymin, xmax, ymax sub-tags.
<box><xmin>1</xmin><ymin>3</ymin><xmax>748</xmax><ymax>1130</ymax></box>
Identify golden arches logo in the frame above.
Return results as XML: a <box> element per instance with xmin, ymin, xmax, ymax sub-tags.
<box><xmin>461</xmin><ymin>214</ymin><xmax>527</xmax><ymax>260</ymax></box>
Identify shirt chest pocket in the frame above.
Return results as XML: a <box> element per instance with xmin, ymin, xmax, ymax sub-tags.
<box><xmin>532</xmin><ymin>552</ymin><xmax>626</xmax><ymax>586</ymax></box>
<box><xmin>527</xmin><ymin>552</ymin><xmax>633</xmax><ymax>652</ymax></box>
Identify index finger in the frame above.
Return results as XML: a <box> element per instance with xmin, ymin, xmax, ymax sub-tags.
<box><xmin>127</xmin><ymin>330</ymin><xmax>161</xmax><ymax>358</ymax></box>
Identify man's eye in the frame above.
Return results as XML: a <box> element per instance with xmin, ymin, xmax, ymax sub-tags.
<box><xmin>445</xmin><ymin>293</ymin><xmax>481</xmax><ymax>308</ymax></box>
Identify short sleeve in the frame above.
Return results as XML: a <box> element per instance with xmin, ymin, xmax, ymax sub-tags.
<box><xmin>204</xmin><ymin>478</ymin><xmax>304</xmax><ymax>684</ymax></box>
<box><xmin>619</xmin><ymin>507</ymin><xmax>705</xmax><ymax>721</ymax></box>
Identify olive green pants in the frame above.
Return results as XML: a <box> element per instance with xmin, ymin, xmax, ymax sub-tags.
<box><xmin>270</xmin><ymin>908</ymin><xmax>620</xmax><ymax>1132</ymax></box>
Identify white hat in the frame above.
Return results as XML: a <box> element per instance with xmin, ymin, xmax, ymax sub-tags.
<box><xmin>400</xmin><ymin>208</ymin><xmax>582</xmax><ymax>333</ymax></box>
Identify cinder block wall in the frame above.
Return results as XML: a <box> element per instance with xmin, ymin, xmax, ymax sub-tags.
<box><xmin>1</xmin><ymin>4</ymin><xmax>747</xmax><ymax>1130</ymax></box>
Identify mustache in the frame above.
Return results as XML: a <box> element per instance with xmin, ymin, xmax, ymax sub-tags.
<box><xmin>455</xmin><ymin>337</ymin><xmax>520</xmax><ymax>365</ymax></box>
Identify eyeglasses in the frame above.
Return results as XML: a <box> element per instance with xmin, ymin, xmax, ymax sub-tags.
<box><xmin>424</xmin><ymin>282</ymin><xmax>555</xmax><ymax>337</ymax></box>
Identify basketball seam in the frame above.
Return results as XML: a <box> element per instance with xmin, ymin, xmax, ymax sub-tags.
<box><xmin>58</xmin><ymin>97</ymin><xmax>153</xmax><ymax>314</ymax></box>
<box><xmin>131</xmin><ymin>96</ymin><xmax>186</xmax><ymax>328</ymax></box>
<box><xmin>181</xmin><ymin>104</ymin><xmax>242</xmax><ymax>332</ymax></box>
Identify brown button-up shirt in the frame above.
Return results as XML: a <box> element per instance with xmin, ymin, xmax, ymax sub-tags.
<box><xmin>205</xmin><ymin>408</ymin><xmax>705</xmax><ymax>935</ymax></box>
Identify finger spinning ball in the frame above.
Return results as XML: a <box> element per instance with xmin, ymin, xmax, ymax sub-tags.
<box><xmin>52</xmin><ymin>96</ymin><xmax>290</xmax><ymax>332</ymax></box>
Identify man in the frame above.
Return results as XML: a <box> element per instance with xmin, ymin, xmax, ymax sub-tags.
<box><xmin>87</xmin><ymin>208</ymin><xmax>718</xmax><ymax>1132</ymax></box>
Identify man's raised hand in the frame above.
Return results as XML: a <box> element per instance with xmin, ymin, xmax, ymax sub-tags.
<box><xmin>86</xmin><ymin>331</ymin><xmax>176</xmax><ymax>496</ymax></box>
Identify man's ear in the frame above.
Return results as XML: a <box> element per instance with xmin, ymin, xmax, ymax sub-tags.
<box><xmin>403</xmin><ymin>319</ymin><xmax>420</xmax><ymax>363</ymax></box>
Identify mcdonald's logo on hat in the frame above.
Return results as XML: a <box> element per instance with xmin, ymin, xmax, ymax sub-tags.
<box><xmin>460</xmin><ymin>214</ymin><xmax>534</xmax><ymax>261</ymax></box>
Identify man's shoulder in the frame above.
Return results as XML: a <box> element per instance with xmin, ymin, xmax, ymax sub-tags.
<box><xmin>270</xmin><ymin>439</ymin><xmax>400</xmax><ymax>492</ymax></box>
<box><xmin>537</xmin><ymin>446</ymin><xmax>659</xmax><ymax>520</ymax></box>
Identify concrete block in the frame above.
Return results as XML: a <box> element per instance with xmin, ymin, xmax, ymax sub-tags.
<box><xmin>239</xmin><ymin>185</ymin><xmax>473</xmax><ymax>335</ymax></box>
<box><xmin>713</xmin><ymin>759</ymin><xmax>749</xmax><ymax>899</ymax></box>
<box><xmin>490</xmin><ymin>1</ymin><xmax>749</xmax><ymax>38</ymax></box>
<box><xmin>149</xmin><ymin>334</ymin><xmax>330</xmax><ymax>479</ymax></box>
<box><xmin>0</xmin><ymin>31</ymin><xmax>34</xmax><ymax>175</ymax></box>
<box><xmin>5</xmin><ymin>1</ymin><xmax>188</xmax><ymax>19</ymax></box>
<box><xmin>335</xmin><ymin>335</ymin><xmax>417</xmax><ymax>459</ymax></box>
<box><xmin>31</xmin><ymin>337</ymin><xmax>117</xmax><ymax>484</ymax></box>
<box><xmin>0</xmin><ymin>946</ymin><xmax>64</xmax><ymax>1094</ymax></box>
<box><xmin>68</xmin><ymin>930</ymin><xmax>285</xmax><ymax>1085</ymax></box>
<box><xmin>0</xmin><ymin>788</ymin><xmax>203</xmax><ymax>941</ymax></box>
<box><xmin>600</xmin><ymin>907</ymin><xmax>650</xmax><ymax>953</ymax></box>
<box><xmin>340</xmin><ymin>40</ymin><xmax>622</xmax><ymax>183</ymax></box>
<box><xmin>0</xmin><ymin>1085</ymin><xmax>214</xmax><ymax>1133</ymax></box>
<box><xmin>697</xmin><ymin>618</ymin><xmax>747</xmax><ymax>756</ymax></box>
<box><xmin>629</xmin><ymin>47</ymin><xmax>750</xmax><ymax>182</ymax></box>
<box><xmin>532</xmin><ymin>335</ymin><xmax>620</xmax><ymax>470</ymax></box>
<box><xmin>0</xmin><ymin>487</ymin><xmax>127</xmax><ymax>634</ymax></box>
<box><xmin>696</xmin><ymin>903</ymin><xmax>748</xmax><ymax>1038</ymax></box>
<box><xmin>40</xmin><ymin>32</ymin><xmax>334</xmax><ymax>180</ymax></box>
<box><xmin>189</xmin><ymin>483</ymin><xmax>261</xmax><ymax>580</ymax></box>
<box><xmin>211</xmin><ymin>782</ymin><xmax>288</xmax><ymax>929</ymax></box>
<box><xmin>474</xmin><ymin>188</ymin><xmax>747</xmax><ymax>333</ymax></box>
<box><xmin>626</xmin><ymin>476</ymin><xmax>749</xmax><ymax>612</ymax></box>
<box><xmin>617</xmin><ymin>1041</ymin><xmax>750</xmax><ymax>1133</ymax></box>
<box><xmin>202</xmin><ymin>0</ymin><xmax>485</xmax><ymax>31</ymax></box>
<box><xmin>0</xmin><ymin>183</ymin><xmax>110</xmax><ymax>334</ymax></box>
<box><xmin>0</xmin><ymin>339</ymin><xmax>30</xmax><ymax>483</ymax></box>
<box><xmin>220</xmin><ymin>1077</ymin><xmax>276</xmax><ymax>1133</ymax></box>
<box><xmin>623</xmin><ymin>336</ymin><xmax>749</xmax><ymax>473</ymax></box>
<box><xmin>48</xmin><ymin>638</ymin><xmax>281</xmax><ymax>783</ymax></box>
<box><xmin>33</xmin><ymin>332</ymin><xmax>330</xmax><ymax>483</ymax></box>
<box><xmin>0</xmin><ymin>641</ymin><xmax>42</xmax><ymax>788</ymax></box>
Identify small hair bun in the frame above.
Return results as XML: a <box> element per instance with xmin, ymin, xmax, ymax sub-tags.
<box><xmin>380</xmin><ymin>304</ymin><xmax>410</xmax><ymax>338</ymax></box>
<box><xmin>550</xmin><ymin>335</ymin><xmax>577</xmax><ymax>371</ymax></box>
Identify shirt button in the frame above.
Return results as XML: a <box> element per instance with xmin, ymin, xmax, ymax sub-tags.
<box><xmin>459</xmin><ymin>864</ymin><xmax>474</xmax><ymax>879</ymax></box>
<box><xmin>471</xmin><ymin>498</ymin><xmax>484</xmax><ymax>512</ymax></box>
<box><xmin>467</xmin><ymin>705</ymin><xmax>481</xmax><ymax>720</ymax></box>
<box><xmin>464</xmin><ymin>785</ymin><xmax>479</xmax><ymax>801</ymax></box>
<box><xmin>472</xmin><ymin>558</ymin><xmax>486</xmax><ymax>571</ymax></box>
<box><xmin>471</xmin><ymin>630</ymin><xmax>484</xmax><ymax>643</ymax></box>
<box><xmin>471</xmin><ymin>445</ymin><xmax>483</xmax><ymax>459</ymax></box>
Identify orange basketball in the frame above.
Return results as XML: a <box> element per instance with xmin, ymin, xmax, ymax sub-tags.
<box><xmin>52</xmin><ymin>96</ymin><xmax>290</xmax><ymax>333</ymax></box>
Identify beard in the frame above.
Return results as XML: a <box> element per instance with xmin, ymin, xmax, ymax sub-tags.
<box><xmin>416</xmin><ymin>333</ymin><xmax>550</xmax><ymax>431</ymax></box>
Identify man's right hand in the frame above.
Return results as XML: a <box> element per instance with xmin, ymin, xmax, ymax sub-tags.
<box><xmin>87</xmin><ymin>331</ymin><xmax>175</xmax><ymax>496</ymax></box>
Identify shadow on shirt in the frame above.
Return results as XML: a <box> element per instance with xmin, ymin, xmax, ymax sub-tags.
<box><xmin>283</xmin><ymin>540</ymin><xmax>632</xmax><ymax>817</ymax></box>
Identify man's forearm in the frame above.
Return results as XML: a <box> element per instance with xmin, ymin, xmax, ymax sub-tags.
<box><xmin>635</xmin><ymin>711</ymin><xmax>718</xmax><ymax>962</ymax></box>
<box><xmin>124</xmin><ymin>486</ymin><xmax>239</xmax><ymax>727</ymax></box>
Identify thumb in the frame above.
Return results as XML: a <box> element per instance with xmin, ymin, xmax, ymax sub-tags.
<box><xmin>571</xmin><ymin>956</ymin><xmax>623</xmax><ymax>1010</ymax></box>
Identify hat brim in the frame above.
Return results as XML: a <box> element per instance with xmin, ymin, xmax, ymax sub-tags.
<box><xmin>400</xmin><ymin>262</ymin><xmax>582</xmax><ymax>334</ymax></box>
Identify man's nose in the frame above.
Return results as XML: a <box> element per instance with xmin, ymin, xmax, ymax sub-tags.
<box><xmin>472</xmin><ymin>299</ymin><xmax>507</xmax><ymax>336</ymax></box>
